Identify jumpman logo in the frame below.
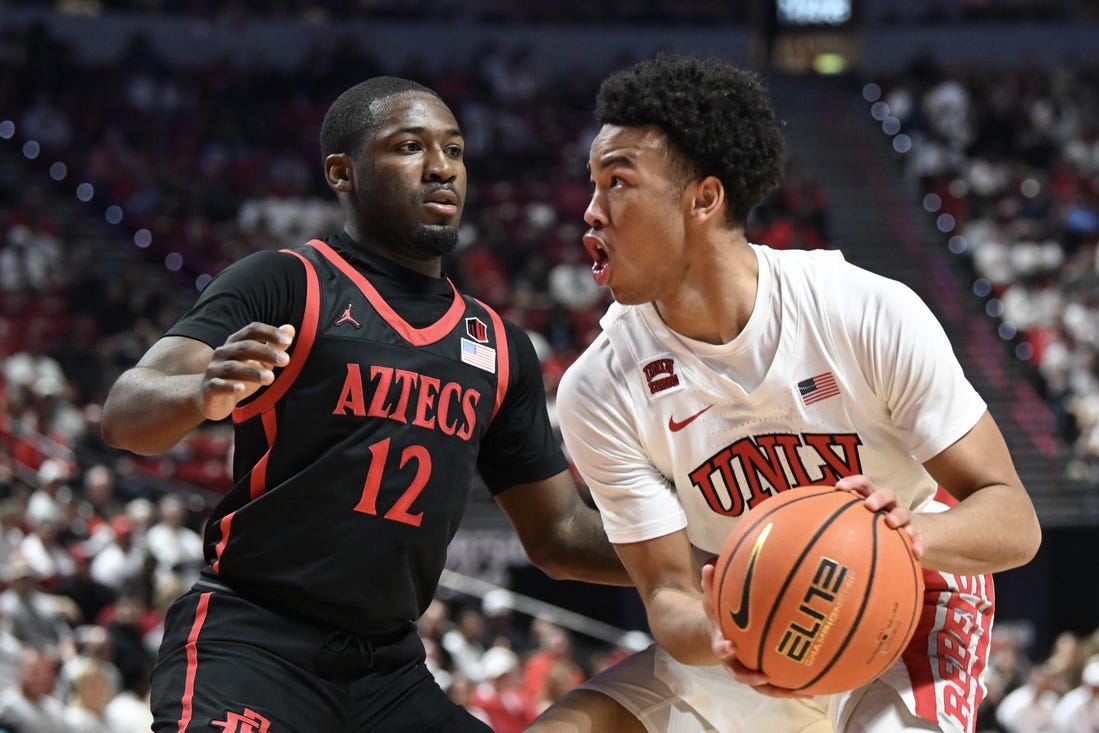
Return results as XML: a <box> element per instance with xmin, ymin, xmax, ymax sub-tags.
<box><xmin>336</xmin><ymin>303</ymin><xmax>361</xmax><ymax>328</ymax></box>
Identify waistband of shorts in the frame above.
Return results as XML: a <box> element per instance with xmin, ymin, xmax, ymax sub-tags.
<box><xmin>192</xmin><ymin>575</ymin><xmax>414</xmax><ymax>646</ymax></box>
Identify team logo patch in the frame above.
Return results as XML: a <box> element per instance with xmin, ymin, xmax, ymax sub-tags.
<box><xmin>465</xmin><ymin>316</ymin><xmax>489</xmax><ymax>343</ymax></box>
<box><xmin>212</xmin><ymin>707</ymin><xmax>272</xmax><ymax>732</ymax></box>
<box><xmin>642</xmin><ymin>356</ymin><xmax>681</xmax><ymax>395</ymax></box>
<box><xmin>461</xmin><ymin>338</ymin><xmax>496</xmax><ymax>373</ymax></box>
<box><xmin>798</xmin><ymin>371</ymin><xmax>840</xmax><ymax>405</ymax></box>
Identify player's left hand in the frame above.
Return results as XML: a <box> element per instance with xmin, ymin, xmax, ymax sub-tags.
<box><xmin>700</xmin><ymin>561</ymin><xmax>813</xmax><ymax>699</ymax></box>
<box><xmin>836</xmin><ymin>474</ymin><xmax>926</xmax><ymax>559</ymax></box>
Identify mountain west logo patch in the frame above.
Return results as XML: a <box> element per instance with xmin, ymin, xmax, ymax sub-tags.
<box><xmin>465</xmin><ymin>316</ymin><xmax>489</xmax><ymax>343</ymax></box>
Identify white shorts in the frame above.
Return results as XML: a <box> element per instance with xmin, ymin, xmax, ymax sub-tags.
<box><xmin>582</xmin><ymin>568</ymin><xmax>993</xmax><ymax>733</ymax></box>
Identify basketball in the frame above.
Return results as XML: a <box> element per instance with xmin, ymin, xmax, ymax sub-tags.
<box><xmin>709</xmin><ymin>485</ymin><xmax>924</xmax><ymax>695</ymax></box>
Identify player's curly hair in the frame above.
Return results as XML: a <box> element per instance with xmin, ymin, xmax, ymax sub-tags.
<box><xmin>320</xmin><ymin>76</ymin><xmax>440</xmax><ymax>162</ymax></box>
<box><xmin>595</xmin><ymin>54</ymin><xmax>787</xmax><ymax>226</ymax></box>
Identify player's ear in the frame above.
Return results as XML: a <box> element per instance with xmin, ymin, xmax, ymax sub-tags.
<box><xmin>689</xmin><ymin>175</ymin><xmax>725</xmax><ymax>224</ymax></box>
<box><xmin>325</xmin><ymin>153</ymin><xmax>354</xmax><ymax>193</ymax></box>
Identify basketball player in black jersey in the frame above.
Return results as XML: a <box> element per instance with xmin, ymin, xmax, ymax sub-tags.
<box><xmin>101</xmin><ymin>76</ymin><xmax>630</xmax><ymax>732</ymax></box>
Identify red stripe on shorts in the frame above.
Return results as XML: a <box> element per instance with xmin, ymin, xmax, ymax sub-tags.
<box><xmin>176</xmin><ymin>591</ymin><xmax>212</xmax><ymax>733</ymax></box>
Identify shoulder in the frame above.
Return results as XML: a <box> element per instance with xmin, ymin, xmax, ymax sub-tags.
<box><xmin>764</xmin><ymin>245</ymin><xmax>920</xmax><ymax>311</ymax></box>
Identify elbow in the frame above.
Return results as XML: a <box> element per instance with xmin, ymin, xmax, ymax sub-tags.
<box><xmin>525</xmin><ymin>542</ymin><xmax>574</xmax><ymax>581</ymax></box>
<box><xmin>1018</xmin><ymin>517</ymin><xmax>1043</xmax><ymax>567</ymax></box>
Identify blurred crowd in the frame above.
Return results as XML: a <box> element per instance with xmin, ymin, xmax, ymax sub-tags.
<box><xmin>0</xmin><ymin>17</ymin><xmax>832</xmax><ymax>731</ymax></box>
<box><xmin>877</xmin><ymin>55</ymin><xmax>1099</xmax><ymax>484</ymax></box>
<box><xmin>978</xmin><ymin>626</ymin><xmax>1099</xmax><ymax>733</ymax></box>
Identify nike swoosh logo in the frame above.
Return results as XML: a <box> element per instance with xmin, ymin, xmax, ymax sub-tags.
<box><xmin>667</xmin><ymin>404</ymin><xmax>714</xmax><ymax>432</ymax></box>
<box><xmin>728</xmin><ymin>523</ymin><xmax>773</xmax><ymax>631</ymax></box>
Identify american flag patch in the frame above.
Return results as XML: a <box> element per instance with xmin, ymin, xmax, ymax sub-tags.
<box><xmin>461</xmin><ymin>338</ymin><xmax>496</xmax><ymax>373</ymax></box>
<box><xmin>798</xmin><ymin>371</ymin><xmax>840</xmax><ymax>405</ymax></box>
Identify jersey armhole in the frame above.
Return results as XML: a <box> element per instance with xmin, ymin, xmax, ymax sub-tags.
<box><xmin>472</xmin><ymin>297</ymin><xmax>510</xmax><ymax>422</ymax></box>
<box><xmin>232</xmin><ymin>247</ymin><xmax>322</xmax><ymax>423</ymax></box>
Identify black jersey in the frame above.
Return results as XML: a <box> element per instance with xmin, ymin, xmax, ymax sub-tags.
<box><xmin>166</xmin><ymin>235</ymin><xmax>566</xmax><ymax>635</ymax></box>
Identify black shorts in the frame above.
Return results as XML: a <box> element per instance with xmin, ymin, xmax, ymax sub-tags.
<box><xmin>151</xmin><ymin>580</ymin><xmax>490</xmax><ymax>733</ymax></box>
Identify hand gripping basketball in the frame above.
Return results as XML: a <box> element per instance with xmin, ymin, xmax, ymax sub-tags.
<box><xmin>708</xmin><ymin>485</ymin><xmax>924</xmax><ymax>695</ymax></box>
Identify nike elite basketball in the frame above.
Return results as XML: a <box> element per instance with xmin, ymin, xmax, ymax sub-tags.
<box><xmin>709</xmin><ymin>485</ymin><xmax>924</xmax><ymax>695</ymax></box>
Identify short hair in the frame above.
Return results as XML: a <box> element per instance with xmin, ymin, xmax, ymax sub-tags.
<box><xmin>320</xmin><ymin>76</ymin><xmax>441</xmax><ymax>161</ymax></box>
<box><xmin>595</xmin><ymin>54</ymin><xmax>787</xmax><ymax>225</ymax></box>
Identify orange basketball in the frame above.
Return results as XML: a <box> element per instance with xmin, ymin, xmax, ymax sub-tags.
<box><xmin>709</xmin><ymin>485</ymin><xmax>924</xmax><ymax>695</ymax></box>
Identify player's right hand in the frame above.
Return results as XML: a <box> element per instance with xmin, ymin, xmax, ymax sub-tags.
<box><xmin>199</xmin><ymin>322</ymin><xmax>295</xmax><ymax>421</ymax></box>
<box><xmin>701</xmin><ymin>561</ymin><xmax>812</xmax><ymax>699</ymax></box>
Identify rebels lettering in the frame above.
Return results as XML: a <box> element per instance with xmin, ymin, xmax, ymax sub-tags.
<box><xmin>688</xmin><ymin>432</ymin><xmax>863</xmax><ymax>516</ymax></box>
<box><xmin>333</xmin><ymin>364</ymin><xmax>480</xmax><ymax>440</ymax></box>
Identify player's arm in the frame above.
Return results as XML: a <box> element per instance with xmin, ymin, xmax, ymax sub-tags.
<box><xmin>844</xmin><ymin>410</ymin><xmax>1040</xmax><ymax>576</ymax></box>
<box><xmin>495</xmin><ymin>471</ymin><xmax>632</xmax><ymax>586</ymax></box>
<box><xmin>612</xmin><ymin>529</ymin><xmax>717</xmax><ymax>665</ymax></box>
<box><xmin>101</xmin><ymin>324</ymin><xmax>295</xmax><ymax>456</ymax></box>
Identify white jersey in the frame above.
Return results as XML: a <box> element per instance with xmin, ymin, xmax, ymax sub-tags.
<box><xmin>558</xmin><ymin>244</ymin><xmax>986</xmax><ymax>552</ymax></box>
<box><xmin>558</xmin><ymin>245</ymin><xmax>994</xmax><ymax>733</ymax></box>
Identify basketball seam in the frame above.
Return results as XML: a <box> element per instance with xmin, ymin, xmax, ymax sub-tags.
<box><xmin>793</xmin><ymin>504</ymin><xmax>881</xmax><ymax>692</ymax></box>
<box><xmin>754</xmin><ymin>494</ymin><xmax>864</xmax><ymax>672</ymax></box>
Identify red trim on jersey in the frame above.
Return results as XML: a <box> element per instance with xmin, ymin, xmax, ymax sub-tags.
<box><xmin>175</xmin><ymin>591</ymin><xmax>212</xmax><ymax>733</ymax></box>
<box><xmin>933</xmin><ymin>485</ymin><xmax>959</xmax><ymax>507</ymax></box>
<box><xmin>211</xmin><ymin>513</ymin><xmax>233</xmax><ymax>575</ymax></box>
<box><xmin>213</xmin><ymin>412</ymin><xmax>277</xmax><ymax>573</ymax></box>
<box><xmin>474</xmin><ymin>298</ymin><xmax>510</xmax><ymax>421</ymax></box>
<box><xmin>308</xmin><ymin>239</ymin><xmax>465</xmax><ymax>346</ymax></box>
<box><xmin>232</xmin><ymin>249</ymin><xmax>320</xmax><ymax>423</ymax></box>
<box><xmin>249</xmin><ymin>410</ymin><xmax>278</xmax><ymax>500</ymax></box>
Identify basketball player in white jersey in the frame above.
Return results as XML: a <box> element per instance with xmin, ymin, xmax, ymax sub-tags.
<box><xmin>526</xmin><ymin>54</ymin><xmax>1041</xmax><ymax>733</ymax></box>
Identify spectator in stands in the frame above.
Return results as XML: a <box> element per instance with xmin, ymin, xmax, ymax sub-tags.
<box><xmin>0</xmin><ymin>646</ymin><xmax>67</xmax><ymax>733</ymax></box>
<box><xmin>143</xmin><ymin>493</ymin><xmax>203</xmax><ymax>588</ymax></box>
<box><xmin>89</xmin><ymin>516</ymin><xmax>147</xmax><ymax>593</ymax></box>
<box><xmin>1054</xmin><ymin>655</ymin><xmax>1099</xmax><ymax>732</ymax></box>
<box><xmin>995</xmin><ymin>662</ymin><xmax>1061</xmax><ymax>733</ymax></box>
<box><xmin>60</xmin><ymin>656</ymin><xmax>115</xmax><ymax>733</ymax></box>
<box><xmin>443</xmin><ymin>606</ymin><xmax>491</xmax><ymax>683</ymax></box>
<box><xmin>470</xmin><ymin>646</ymin><xmax>536</xmax><ymax>733</ymax></box>
<box><xmin>0</xmin><ymin>558</ymin><xmax>74</xmax><ymax>656</ymax></box>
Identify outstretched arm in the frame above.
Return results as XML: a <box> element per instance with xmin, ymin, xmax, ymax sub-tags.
<box><xmin>102</xmin><ymin>323</ymin><xmax>295</xmax><ymax>455</ymax></box>
<box><xmin>495</xmin><ymin>471</ymin><xmax>632</xmax><ymax>586</ymax></box>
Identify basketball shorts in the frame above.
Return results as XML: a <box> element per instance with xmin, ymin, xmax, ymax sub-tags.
<box><xmin>151</xmin><ymin>578</ymin><xmax>491</xmax><ymax>733</ymax></box>
<box><xmin>582</xmin><ymin>568</ymin><xmax>994</xmax><ymax>733</ymax></box>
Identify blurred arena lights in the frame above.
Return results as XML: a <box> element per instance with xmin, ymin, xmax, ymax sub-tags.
<box><xmin>1</xmin><ymin>116</ymin><xmax>205</xmax><ymax>282</ymax></box>
<box><xmin>881</xmin><ymin>116</ymin><xmax>901</xmax><ymax>135</ymax></box>
<box><xmin>870</xmin><ymin>101</ymin><xmax>890</xmax><ymax>121</ymax></box>
<box><xmin>892</xmin><ymin>134</ymin><xmax>912</xmax><ymax>153</ymax></box>
<box><xmin>862</xmin><ymin>83</ymin><xmax>882</xmax><ymax>102</ymax></box>
<box><xmin>812</xmin><ymin>53</ymin><xmax>847</xmax><ymax>74</ymax></box>
<box><xmin>973</xmin><ymin>278</ymin><xmax>992</xmax><ymax>298</ymax></box>
<box><xmin>923</xmin><ymin>193</ymin><xmax>942</xmax><ymax>212</ymax></box>
<box><xmin>936</xmin><ymin>213</ymin><xmax>956</xmax><ymax>232</ymax></box>
<box><xmin>948</xmin><ymin>235</ymin><xmax>968</xmax><ymax>254</ymax></box>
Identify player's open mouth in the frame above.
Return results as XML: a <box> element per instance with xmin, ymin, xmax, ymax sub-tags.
<box><xmin>582</xmin><ymin>233</ymin><xmax>610</xmax><ymax>286</ymax></box>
